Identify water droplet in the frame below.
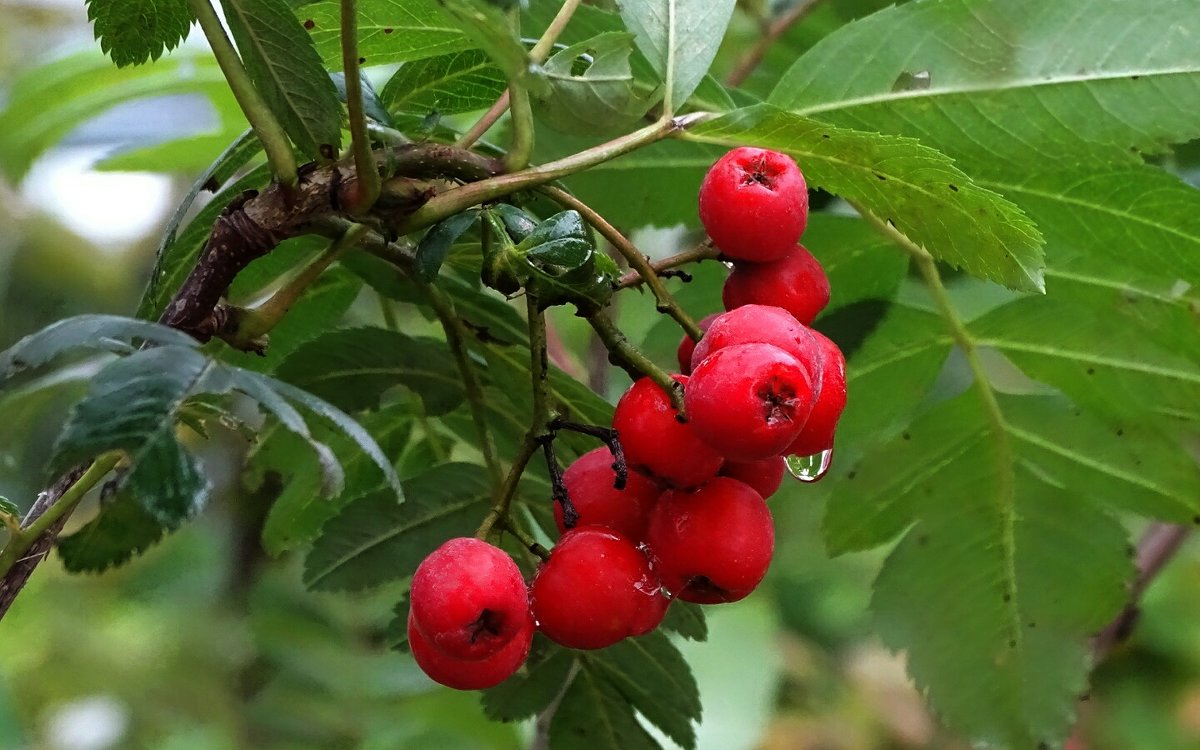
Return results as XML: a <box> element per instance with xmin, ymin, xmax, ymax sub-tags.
<box><xmin>785</xmin><ymin>449</ymin><xmax>833</xmax><ymax>483</ymax></box>
<box><xmin>892</xmin><ymin>70</ymin><xmax>932</xmax><ymax>92</ymax></box>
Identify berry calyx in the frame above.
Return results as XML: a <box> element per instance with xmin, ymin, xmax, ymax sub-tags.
<box><xmin>698</xmin><ymin>148</ymin><xmax>809</xmax><ymax>263</ymax></box>
<box><xmin>409</xmin><ymin>538</ymin><xmax>532</xmax><ymax>661</ymax></box>
<box><xmin>785</xmin><ymin>330</ymin><xmax>848</xmax><ymax>457</ymax></box>
<box><xmin>613</xmin><ymin>375</ymin><xmax>724</xmax><ymax>489</ymax></box>
<box><xmin>685</xmin><ymin>343</ymin><xmax>815</xmax><ymax>461</ymax></box>
<box><xmin>723</xmin><ymin>244</ymin><xmax>830</xmax><ymax>326</ymax></box>
<box><xmin>720</xmin><ymin>456</ymin><xmax>787</xmax><ymax>499</ymax></box>
<box><xmin>554</xmin><ymin>446</ymin><xmax>660</xmax><ymax>539</ymax></box>
<box><xmin>676</xmin><ymin>313</ymin><xmax>719</xmax><ymax>375</ymax></box>
<box><xmin>689</xmin><ymin>304</ymin><xmax>825</xmax><ymax>383</ymax></box>
<box><xmin>407</xmin><ymin>609</ymin><xmax>533</xmax><ymax>690</ymax></box>
<box><xmin>530</xmin><ymin>527</ymin><xmax>667</xmax><ymax>649</ymax></box>
<box><xmin>645</xmin><ymin>477</ymin><xmax>774</xmax><ymax>604</ymax></box>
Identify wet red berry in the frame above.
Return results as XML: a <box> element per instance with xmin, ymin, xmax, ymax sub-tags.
<box><xmin>531</xmin><ymin>527</ymin><xmax>667</xmax><ymax>649</ymax></box>
<box><xmin>785</xmin><ymin>330</ymin><xmax>847</xmax><ymax>457</ymax></box>
<box><xmin>613</xmin><ymin>375</ymin><xmax>724</xmax><ymax>489</ymax></box>
<box><xmin>689</xmin><ymin>304</ymin><xmax>824</xmax><ymax>382</ymax></box>
<box><xmin>645</xmin><ymin>477</ymin><xmax>774</xmax><ymax>604</ymax></box>
<box><xmin>676</xmin><ymin>313</ymin><xmax>719</xmax><ymax>375</ymax></box>
<box><xmin>699</xmin><ymin>147</ymin><xmax>808</xmax><ymax>263</ymax></box>
<box><xmin>719</xmin><ymin>456</ymin><xmax>787</xmax><ymax>499</ymax></box>
<box><xmin>555</xmin><ymin>446</ymin><xmax>660</xmax><ymax>539</ymax></box>
<box><xmin>407</xmin><ymin>609</ymin><xmax>533</xmax><ymax>690</ymax></box>
<box><xmin>723</xmin><ymin>245</ymin><xmax>830</xmax><ymax>326</ymax></box>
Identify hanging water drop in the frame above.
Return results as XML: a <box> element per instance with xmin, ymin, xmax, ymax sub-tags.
<box><xmin>785</xmin><ymin>449</ymin><xmax>833</xmax><ymax>483</ymax></box>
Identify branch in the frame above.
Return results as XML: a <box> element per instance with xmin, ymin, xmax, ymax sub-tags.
<box><xmin>615</xmin><ymin>239</ymin><xmax>721</xmax><ymax>290</ymax></box>
<box><xmin>341</xmin><ymin>0</ymin><xmax>380</xmax><ymax>213</ymax></box>
<box><xmin>586</xmin><ymin>311</ymin><xmax>685</xmax><ymax>415</ymax></box>
<box><xmin>187</xmin><ymin>0</ymin><xmax>298</xmax><ymax>186</ymax></box>
<box><xmin>725</xmin><ymin>0</ymin><xmax>823</xmax><ymax>88</ymax></box>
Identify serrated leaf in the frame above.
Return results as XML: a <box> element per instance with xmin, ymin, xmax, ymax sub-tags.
<box><xmin>302</xmin><ymin>0</ymin><xmax>473</xmax><ymax>69</ymax></box>
<box><xmin>57</xmin><ymin>494</ymin><xmax>168</xmax><ymax>573</ymax></box>
<box><xmin>482</xmin><ymin>646</ymin><xmax>575</xmax><ymax>722</ymax></box>
<box><xmin>276</xmin><ymin>327</ymin><xmax>465</xmax><ymax>415</ymax></box>
<box><xmin>772</xmin><ymin>0</ymin><xmax>1200</xmax><ymax>171</ymax></box>
<box><xmin>380</xmin><ymin>50</ymin><xmax>507</xmax><ymax>116</ymax></box>
<box><xmin>532</xmin><ymin>32</ymin><xmax>655</xmax><ymax>135</ymax></box>
<box><xmin>0</xmin><ymin>314</ymin><xmax>197</xmax><ymax>381</ymax></box>
<box><xmin>549</xmin><ymin>664</ymin><xmax>661</xmax><ymax>750</ymax></box>
<box><xmin>686</xmin><ymin>104</ymin><xmax>1046</xmax><ymax>291</ymax></box>
<box><xmin>615</xmin><ymin>0</ymin><xmax>736</xmax><ymax>113</ymax></box>
<box><xmin>86</xmin><ymin>0</ymin><xmax>193</xmax><ymax>67</ymax></box>
<box><xmin>417</xmin><ymin>211</ymin><xmax>480</xmax><ymax>281</ymax></box>
<box><xmin>221</xmin><ymin>0</ymin><xmax>343</xmax><ymax>157</ymax></box>
<box><xmin>659</xmin><ymin>601</ymin><xmax>707</xmax><ymax>641</ymax></box>
<box><xmin>303</xmin><ymin>463</ymin><xmax>490</xmax><ymax>591</ymax></box>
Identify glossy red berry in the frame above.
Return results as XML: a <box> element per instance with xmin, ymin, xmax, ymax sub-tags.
<box><xmin>723</xmin><ymin>245</ymin><xmax>830</xmax><ymax>326</ymax></box>
<box><xmin>698</xmin><ymin>147</ymin><xmax>808</xmax><ymax>263</ymax></box>
<box><xmin>407</xmin><ymin>609</ymin><xmax>533</xmax><ymax>690</ymax></box>
<box><xmin>676</xmin><ymin>313</ymin><xmax>719</xmax><ymax>375</ymax></box>
<box><xmin>613</xmin><ymin>375</ymin><xmax>724</xmax><ymax>489</ymax></box>
<box><xmin>531</xmin><ymin>527</ymin><xmax>668</xmax><ymax>649</ymax></box>
<box><xmin>554</xmin><ymin>446</ymin><xmax>660</xmax><ymax>539</ymax></box>
<box><xmin>786</xmin><ymin>330</ymin><xmax>847</xmax><ymax>457</ymax></box>
<box><xmin>720</xmin><ymin>456</ymin><xmax>786</xmax><ymax>499</ymax></box>
<box><xmin>409</xmin><ymin>538</ymin><xmax>532</xmax><ymax>661</ymax></box>
<box><xmin>645</xmin><ymin>477</ymin><xmax>774</xmax><ymax>604</ymax></box>
<box><xmin>689</xmin><ymin>304</ymin><xmax>825</xmax><ymax>382</ymax></box>
<box><xmin>685</xmin><ymin>343</ymin><xmax>815</xmax><ymax>461</ymax></box>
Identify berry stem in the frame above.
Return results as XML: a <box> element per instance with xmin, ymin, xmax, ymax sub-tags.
<box><xmin>547</xmin><ymin>418</ymin><xmax>629</xmax><ymax>490</ymax></box>
<box><xmin>615</xmin><ymin>240</ymin><xmax>722</xmax><ymax>290</ymax></box>
<box><xmin>586</xmin><ymin>312</ymin><xmax>686</xmax><ymax>415</ymax></box>
<box><xmin>538</xmin><ymin>185</ymin><xmax>704</xmax><ymax>341</ymax></box>
<box><xmin>541</xmin><ymin>439</ymin><xmax>578</xmax><ymax>529</ymax></box>
<box><xmin>497</xmin><ymin>517</ymin><xmax>551</xmax><ymax>561</ymax></box>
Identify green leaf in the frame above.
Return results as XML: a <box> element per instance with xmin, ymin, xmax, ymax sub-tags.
<box><xmin>86</xmin><ymin>0</ymin><xmax>193</xmax><ymax>67</ymax></box>
<box><xmin>301</xmin><ymin>0</ymin><xmax>473</xmax><ymax>69</ymax></box>
<box><xmin>532</xmin><ymin>33</ymin><xmax>655</xmax><ymax>135</ymax></box>
<box><xmin>686</xmin><ymin>104</ymin><xmax>1046</xmax><ymax>291</ymax></box>
<box><xmin>549</xmin><ymin>662</ymin><xmax>660</xmax><ymax>750</ymax></box>
<box><xmin>332</xmin><ymin>71</ymin><xmax>394</xmax><ymax>127</ymax></box>
<box><xmin>221</xmin><ymin>0</ymin><xmax>343</xmax><ymax>157</ymax></box>
<box><xmin>0</xmin><ymin>497</ymin><xmax>18</xmax><ymax>517</ymax></box>
<box><xmin>770</xmin><ymin>0</ymin><xmax>1200</xmax><ymax>171</ymax></box>
<box><xmin>659</xmin><ymin>601</ymin><xmax>707</xmax><ymax>641</ymax></box>
<box><xmin>57</xmin><ymin>494</ymin><xmax>168</xmax><ymax>573</ymax></box>
<box><xmin>303</xmin><ymin>463</ymin><xmax>490</xmax><ymax>591</ymax></box>
<box><xmin>276</xmin><ymin>327</ymin><xmax>466</xmax><ymax>415</ymax></box>
<box><xmin>0</xmin><ymin>315</ymin><xmax>197</xmax><ymax>380</ymax></box>
<box><xmin>0</xmin><ymin>51</ymin><xmax>228</xmax><ymax>183</ymax></box>
<box><xmin>803</xmin><ymin>214</ymin><xmax>908</xmax><ymax>314</ymax></box>
<box><xmin>616</xmin><ymin>0</ymin><xmax>736</xmax><ymax>113</ymax></box>
<box><xmin>417</xmin><ymin>211</ymin><xmax>480</xmax><ymax>281</ymax></box>
<box><xmin>481</xmin><ymin>646</ymin><xmax>575</xmax><ymax>722</ymax></box>
<box><xmin>435</xmin><ymin>0</ymin><xmax>532</xmax><ymax>86</ymax></box>
<box><xmin>380</xmin><ymin>50</ymin><xmax>506</xmax><ymax>116</ymax></box>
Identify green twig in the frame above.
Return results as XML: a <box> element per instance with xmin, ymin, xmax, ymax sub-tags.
<box><xmin>424</xmin><ymin>284</ymin><xmax>504</xmax><ymax>488</ymax></box>
<box><xmin>505</xmin><ymin>84</ymin><xmax>535</xmax><ymax>172</ymax></box>
<box><xmin>341</xmin><ymin>0</ymin><xmax>380</xmax><ymax>213</ymax></box>
<box><xmin>0</xmin><ymin>454</ymin><xmax>121</xmax><ymax>579</ymax></box>
<box><xmin>587</xmin><ymin>311</ymin><xmax>685</xmax><ymax>414</ymax></box>
<box><xmin>530</xmin><ymin>0</ymin><xmax>582</xmax><ymax>63</ymax></box>
<box><xmin>186</xmin><ymin>0</ymin><xmax>297</xmax><ymax>187</ymax></box>
<box><xmin>540</xmin><ymin>185</ymin><xmax>703</xmax><ymax>341</ymax></box>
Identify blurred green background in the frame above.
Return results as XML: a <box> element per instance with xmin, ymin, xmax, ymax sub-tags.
<box><xmin>3</xmin><ymin>0</ymin><xmax>1200</xmax><ymax>748</ymax></box>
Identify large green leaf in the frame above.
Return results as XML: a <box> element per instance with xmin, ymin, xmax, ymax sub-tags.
<box><xmin>436</xmin><ymin>0</ymin><xmax>531</xmax><ymax>86</ymax></box>
<box><xmin>532</xmin><ymin>33</ymin><xmax>656</xmax><ymax>135</ymax></box>
<box><xmin>615</xmin><ymin>0</ymin><xmax>736</xmax><ymax>113</ymax></box>
<box><xmin>86</xmin><ymin>0</ymin><xmax>193</xmax><ymax>67</ymax></box>
<box><xmin>380</xmin><ymin>49</ymin><xmax>506</xmax><ymax>116</ymax></box>
<box><xmin>686</xmin><ymin>104</ymin><xmax>1046</xmax><ymax>291</ymax></box>
<box><xmin>303</xmin><ymin>463</ymin><xmax>490</xmax><ymax>591</ymax></box>
<box><xmin>221</xmin><ymin>0</ymin><xmax>343</xmax><ymax>157</ymax></box>
<box><xmin>301</xmin><ymin>0</ymin><xmax>473</xmax><ymax>69</ymax></box>
<box><xmin>770</xmin><ymin>0</ymin><xmax>1200</xmax><ymax>171</ymax></box>
<box><xmin>0</xmin><ymin>314</ymin><xmax>196</xmax><ymax>380</ymax></box>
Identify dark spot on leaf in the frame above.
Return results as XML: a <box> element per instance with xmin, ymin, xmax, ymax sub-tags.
<box><xmin>202</xmin><ymin>176</ymin><xmax>220</xmax><ymax>192</ymax></box>
<box><xmin>1131</xmin><ymin>75</ymin><xmax>1141</xmax><ymax>80</ymax></box>
<box><xmin>358</xmin><ymin>56</ymin><xmax>367</xmax><ymax>64</ymax></box>
<box><xmin>1192</xmin><ymin>515</ymin><xmax>1200</xmax><ymax>525</ymax></box>
<box><xmin>901</xmin><ymin>431</ymin><xmax>911</xmax><ymax>441</ymax></box>
<box><xmin>303</xmin><ymin>18</ymin><xmax>315</xmax><ymax>29</ymax></box>
<box><xmin>1126</xmin><ymin>544</ymin><xmax>1137</xmax><ymax>557</ymax></box>
<box><xmin>1027</xmin><ymin>621</ymin><xmax>1037</xmax><ymax>628</ymax></box>
<box><xmin>1116</xmin><ymin>428</ymin><xmax>1124</xmax><ymax>437</ymax></box>
<box><xmin>948</xmin><ymin>183</ymin><xmax>958</xmax><ymax>192</ymax></box>
<box><xmin>1079</xmin><ymin>692</ymin><xmax>1092</xmax><ymax>702</ymax></box>
<box><xmin>1002</xmin><ymin>593</ymin><xmax>1011</xmax><ymax>602</ymax></box>
<box><xmin>846</xmin><ymin>470</ymin><xmax>857</xmax><ymax>480</ymax></box>
<box><xmin>1008</xmin><ymin>639</ymin><xmax>1017</xmax><ymax>648</ymax></box>
<box><xmin>917</xmin><ymin>534</ymin><xmax>929</xmax><ymax>546</ymax></box>
<box><xmin>383</xmin><ymin>27</ymin><xmax>394</xmax><ymax>33</ymax></box>
<box><xmin>1086</xmin><ymin>367</ymin><xmax>1095</xmax><ymax>375</ymax></box>
<box><xmin>874</xmin><ymin>173</ymin><xmax>887</xmax><ymax>181</ymax></box>
<box><xmin>821</xmin><ymin>133</ymin><xmax>830</xmax><ymax>139</ymax></box>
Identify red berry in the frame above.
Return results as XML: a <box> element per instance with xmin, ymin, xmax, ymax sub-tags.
<box><xmin>689</xmin><ymin>304</ymin><xmax>825</xmax><ymax>382</ymax></box>
<box><xmin>408</xmin><ymin>609</ymin><xmax>533</xmax><ymax>690</ymax></box>
<box><xmin>685</xmin><ymin>343</ymin><xmax>815</xmax><ymax>461</ymax></box>
<box><xmin>719</xmin><ymin>456</ymin><xmax>786</xmax><ymax>499</ymax></box>
<box><xmin>531</xmin><ymin>527</ymin><xmax>667</xmax><ymax>649</ymax></box>
<box><xmin>409</xmin><ymin>538</ymin><xmax>532</xmax><ymax>661</ymax></box>
<box><xmin>698</xmin><ymin>147</ymin><xmax>808</xmax><ymax>263</ymax></box>
<box><xmin>723</xmin><ymin>245</ymin><xmax>830</xmax><ymax>325</ymax></box>
<box><xmin>613</xmin><ymin>375</ymin><xmax>724</xmax><ymax>489</ymax></box>
<box><xmin>785</xmin><ymin>331</ymin><xmax>847</xmax><ymax>456</ymax></box>
<box><xmin>645</xmin><ymin>477</ymin><xmax>774</xmax><ymax>604</ymax></box>
<box><xmin>554</xmin><ymin>447</ymin><xmax>659</xmax><ymax>539</ymax></box>
<box><xmin>676</xmin><ymin>313</ymin><xmax>719</xmax><ymax>375</ymax></box>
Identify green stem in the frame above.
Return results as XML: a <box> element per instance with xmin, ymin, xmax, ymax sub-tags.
<box><xmin>587</xmin><ymin>311</ymin><xmax>685</xmax><ymax>414</ymax></box>
<box><xmin>540</xmin><ymin>185</ymin><xmax>702</xmax><ymax>341</ymax></box>
<box><xmin>341</xmin><ymin>0</ymin><xmax>380</xmax><ymax>213</ymax></box>
<box><xmin>406</xmin><ymin>116</ymin><xmax>693</xmax><ymax>233</ymax></box>
<box><xmin>424</xmin><ymin>284</ymin><xmax>504</xmax><ymax>489</ymax></box>
<box><xmin>379</xmin><ymin>296</ymin><xmax>399</xmax><ymax>330</ymax></box>
<box><xmin>505</xmin><ymin>84</ymin><xmax>535</xmax><ymax>172</ymax></box>
<box><xmin>615</xmin><ymin>240</ymin><xmax>721</xmax><ymax>290</ymax></box>
<box><xmin>0</xmin><ymin>454</ymin><xmax>121</xmax><ymax>579</ymax></box>
<box><xmin>475</xmin><ymin>430</ymin><xmax>541</xmax><ymax>540</ymax></box>
<box><xmin>187</xmin><ymin>0</ymin><xmax>297</xmax><ymax>187</ymax></box>
<box><xmin>530</xmin><ymin>0</ymin><xmax>582</xmax><ymax>63</ymax></box>
<box><xmin>498</xmin><ymin>516</ymin><xmax>550</xmax><ymax>561</ymax></box>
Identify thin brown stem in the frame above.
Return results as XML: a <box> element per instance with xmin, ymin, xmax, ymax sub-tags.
<box><xmin>616</xmin><ymin>240</ymin><xmax>721</xmax><ymax>290</ymax></box>
<box><xmin>726</xmin><ymin>0</ymin><xmax>823</xmax><ymax>88</ymax></box>
<box><xmin>458</xmin><ymin>91</ymin><xmax>511</xmax><ymax>149</ymax></box>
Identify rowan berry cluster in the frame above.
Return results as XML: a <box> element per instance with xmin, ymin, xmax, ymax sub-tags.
<box><xmin>407</xmin><ymin>147</ymin><xmax>847</xmax><ymax>690</ymax></box>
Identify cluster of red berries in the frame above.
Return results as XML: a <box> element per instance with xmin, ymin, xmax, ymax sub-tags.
<box><xmin>407</xmin><ymin>147</ymin><xmax>847</xmax><ymax>691</ymax></box>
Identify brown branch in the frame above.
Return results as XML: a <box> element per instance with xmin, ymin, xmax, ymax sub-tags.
<box><xmin>615</xmin><ymin>240</ymin><xmax>721</xmax><ymax>290</ymax></box>
<box><xmin>725</xmin><ymin>0</ymin><xmax>823</xmax><ymax>88</ymax></box>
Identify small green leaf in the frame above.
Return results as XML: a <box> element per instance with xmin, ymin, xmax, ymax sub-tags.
<box><xmin>417</xmin><ymin>210</ymin><xmax>480</xmax><ymax>281</ymax></box>
<box><xmin>303</xmin><ymin>463</ymin><xmax>490</xmax><ymax>591</ymax></box>
<box><xmin>660</xmin><ymin>601</ymin><xmax>707</xmax><ymax>641</ymax></box>
<box><xmin>380</xmin><ymin>49</ymin><xmax>507</xmax><ymax>116</ymax></box>
<box><xmin>0</xmin><ymin>315</ymin><xmax>197</xmax><ymax>381</ymax></box>
<box><xmin>491</xmin><ymin>204</ymin><xmax>539</xmax><ymax>242</ymax></box>
<box><xmin>57</xmin><ymin>494</ymin><xmax>168</xmax><ymax>573</ymax></box>
<box><xmin>532</xmin><ymin>32</ymin><xmax>655</xmax><ymax>135</ymax></box>
<box><xmin>86</xmin><ymin>0</ymin><xmax>193</xmax><ymax>67</ymax></box>
<box><xmin>549</xmin><ymin>663</ymin><xmax>661</xmax><ymax>750</ymax></box>
<box><xmin>0</xmin><ymin>497</ymin><xmax>18</xmax><ymax>517</ymax></box>
<box><xmin>482</xmin><ymin>645</ymin><xmax>575</xmax><ymax>722</ymax></box>
<box><xmin>221</xmin><ymin>0</ymin><xmax>343</xmax><ymax>157</ymax></box>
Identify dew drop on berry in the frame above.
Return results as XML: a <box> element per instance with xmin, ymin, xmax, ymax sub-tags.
<box><xmin>785</xmin><ymin>449</ymin><xmax>833</xmax><ymax>483</ymax></box>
